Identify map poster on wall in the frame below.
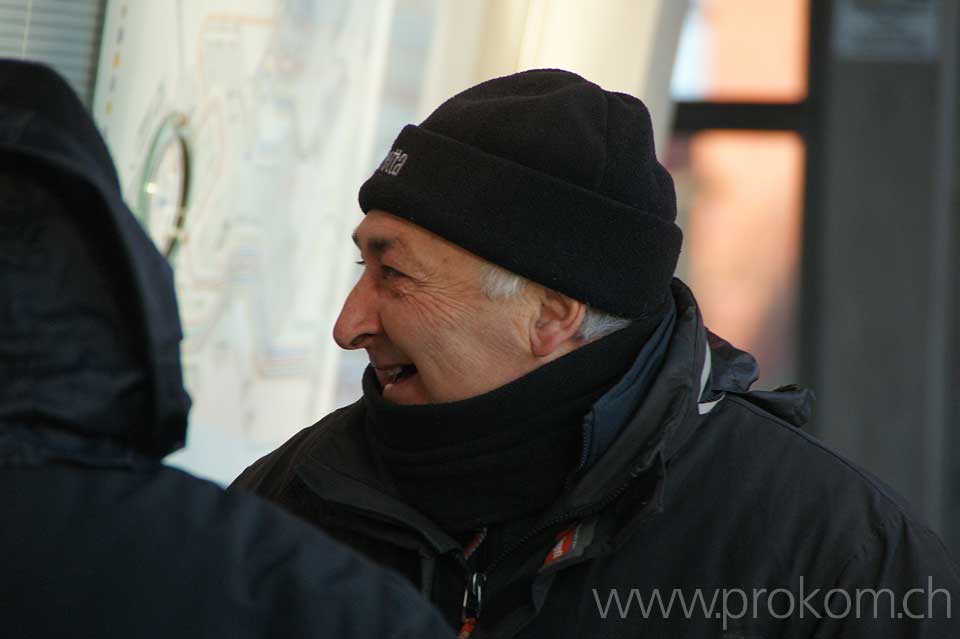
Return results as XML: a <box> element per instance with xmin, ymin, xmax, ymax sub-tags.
<box><xmin>93</xmin><ymin>0</ymin><xmax>437</xmax><ymax>483</ymax></box>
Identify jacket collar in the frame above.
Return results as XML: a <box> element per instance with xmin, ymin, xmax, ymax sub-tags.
<box><xmin>0</xmin><ymin>423</ymin><xmax>156</xmax><ymax>470</ymax></box>
<box><xmin>577</xmin><ymin>299</ymin><xmax>677</xmax><ymax>471</ymax></box>
<box><xmin>550</xmin><ymin>279</ymin><xmax>710</xmax><ymax>515</ymax></box>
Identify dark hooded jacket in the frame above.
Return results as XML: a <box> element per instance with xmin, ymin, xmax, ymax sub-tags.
<box><xmin>232</xmin><ymin>278</ymin><xmax>960</xmax><ymax>638</ymax></box>
<box><xmin>0</xmin><ymin>60</ymin><xmax>453</xmax><ymax>639</ymax></box>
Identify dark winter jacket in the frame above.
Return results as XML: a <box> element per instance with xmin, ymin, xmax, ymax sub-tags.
<box><xmin>0</xmin><ymin>60</ymin><xmax>453</xmax><ymax>639</ymax></box>
<box><xmin>233</xmin><ymin>280</ymin><xmax>960</xmax><ymax>638</ymax></box>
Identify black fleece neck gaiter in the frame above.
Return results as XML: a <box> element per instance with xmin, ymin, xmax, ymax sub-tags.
<box><xmin>362</xmin><ymin>319</ymin><xmax>655</xmax><ymax>533</ymax></box>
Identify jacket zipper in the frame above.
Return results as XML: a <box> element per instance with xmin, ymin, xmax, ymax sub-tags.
<box><xmin>461</xmin><ymin>571</ymin><xmax>487</xmax><ymax>622</ymax></box>
<box><xmin>458</xmin><ymin>455</ymin><xmax>659</xmax><ymax>628</ymax></box>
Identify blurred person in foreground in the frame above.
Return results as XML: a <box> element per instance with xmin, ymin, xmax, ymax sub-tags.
<box><xmin>0</xmin><ymin>60</ymin><xmax>453</xmax><ymax>639</ymax></box>
<box><xmin>233</xmin><ymin>70</ymin><xmax>960</xmax><ymax>638</ymax></box>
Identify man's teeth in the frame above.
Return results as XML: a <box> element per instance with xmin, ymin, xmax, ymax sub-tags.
<box><xmin>381</xmin><ymin>365</ymin><xmax>414</xmax><ymax>384</ymax></box>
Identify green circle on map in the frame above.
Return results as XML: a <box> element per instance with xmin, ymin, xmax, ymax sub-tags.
<box><xmin>137</xmin><ymin>112</ymin><xmax>192</xmax><ymax>260</ymax></box>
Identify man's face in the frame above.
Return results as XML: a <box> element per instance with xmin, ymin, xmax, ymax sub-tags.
<box><xmin>334</xmin><ymin>210</ymin><xmax>539</xmax><ymax>405</ymax></box>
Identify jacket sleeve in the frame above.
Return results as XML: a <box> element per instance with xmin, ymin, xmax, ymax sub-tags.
<box><xmin>811</xmin><ymin>514</ymin><xmax>960</xmax><ymax>638</ymax></box>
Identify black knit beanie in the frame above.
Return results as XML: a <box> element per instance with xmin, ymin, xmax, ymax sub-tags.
<box><xmin>358</xmin><ymin>69</ymin><xmax>682</xmax><ymax>319</ymax></box>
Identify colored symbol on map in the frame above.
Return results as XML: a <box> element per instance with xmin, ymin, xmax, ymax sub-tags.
<box><xmin>136</xmin><ymin>112</ymin><xmax>191</xmax><ymax>261</ymax></box>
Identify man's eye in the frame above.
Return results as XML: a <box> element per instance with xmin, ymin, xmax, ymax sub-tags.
<box><xmin>355</xmin><ymin>260</ymin><xmax>403</xmax><ymax>280</ymax></box>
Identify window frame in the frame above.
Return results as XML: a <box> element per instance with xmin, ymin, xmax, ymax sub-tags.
<box><xmin>669</xmin><ymin>0</ymin><xmax>828</xmax><ymax>387</ymax></box>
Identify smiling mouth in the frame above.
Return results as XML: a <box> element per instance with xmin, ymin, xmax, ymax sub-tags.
<box><xmin>379</xmin><ymin>363</ymin><xmax>418</xmax><ymax>386</ymax></box>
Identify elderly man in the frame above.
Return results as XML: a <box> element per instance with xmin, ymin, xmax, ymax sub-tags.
<box><xmin>233</xmin><ymin>70</ymin><xmax>959</xmax><ymax>637</ymax></box>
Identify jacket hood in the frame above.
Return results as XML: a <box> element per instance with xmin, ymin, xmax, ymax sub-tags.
<box><xmin>705</xmin><ymin>329</ymin><xmax>815</xmax><ymax>428</ymax></box>
<box><xmin>0</xmin><ymin>60</ymin><xmax>190</xmax><ymax>457</ymax></box>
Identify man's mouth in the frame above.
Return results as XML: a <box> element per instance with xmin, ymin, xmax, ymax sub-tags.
<box><xmin>377</xmin><ymin>363</ymin><xmax>418</xmax><ymax>386</ymax></box>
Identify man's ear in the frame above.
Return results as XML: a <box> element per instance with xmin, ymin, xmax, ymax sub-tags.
<box><xmin>530</xmin><ymin>288</ymin><xmax>586</xmax><ymax>358</ymax></box>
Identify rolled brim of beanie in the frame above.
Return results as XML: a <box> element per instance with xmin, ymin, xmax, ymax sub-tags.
<box><xmin>358</xmin><ymin>125</ymin><xmax>682</xmax><ymax>319</ymax></box>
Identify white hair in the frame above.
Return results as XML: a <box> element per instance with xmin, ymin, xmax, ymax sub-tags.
<box><xmin>479</xmin><ymin>263</ymin><xmax>632</xmax><ymax>342</ymax></box>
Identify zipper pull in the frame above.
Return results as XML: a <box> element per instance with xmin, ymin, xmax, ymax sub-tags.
<box><xmin>461</xmin><ymin>571</ymin><xmax>487</xmax><ymax>623</ymax></box>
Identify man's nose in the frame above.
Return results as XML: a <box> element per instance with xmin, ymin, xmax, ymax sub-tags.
<box><xmin>333</xmin><ymin>276</ymin><xmax>381</xmax><ymax>350</ymax></box>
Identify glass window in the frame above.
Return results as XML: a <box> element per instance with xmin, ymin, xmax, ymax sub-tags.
<box><xmin>667</xmin><ymin>131</ymin><xmax>805</xmax><ymax>387</ymax></box>
<box><xmin>671</xmin><ymin>0</ymin><xmax>809</xmax><ymax>102</ymax></box>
